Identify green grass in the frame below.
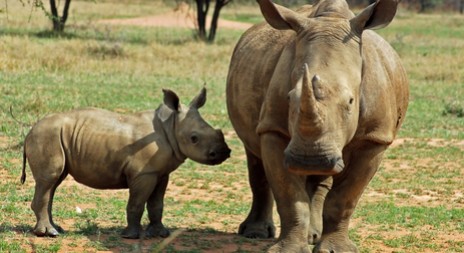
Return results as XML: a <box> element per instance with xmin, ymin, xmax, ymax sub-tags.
<box><xmin>356</xmin><ymin>202</ymin><xmax>463</xmax><ymax>230</ymax></box>
<box><xmin>1</xmin><ymin>1</ymin><xmax>463</xmax><ymax>252</ymax></box>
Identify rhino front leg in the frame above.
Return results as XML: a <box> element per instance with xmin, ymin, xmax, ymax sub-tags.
<box><xmin>145</xmin><ymin>175</ymin><xmax>170</xmax><ymax>238</ymax></box>
<box><xmin>261</xmin><ymin>133</ymin><xmax>311</xmax><ymax>253</ymax></box>
<box><xmin>239</xmin><ymin>148</ymin><xmax>275</xmax><ymax>239</ymax></box>
<box><xmin>122</xmin><ymin>174</ymin><xmax>158</xmax><ymax>239</ymax></box>
<box><xmin>314</xmin><ymin>143</ymin><xmax>387</xmax><ymax>253</ymax></box>
<box><xmin>306</xmin><ymin>176</ymin><xmax>332</xmax><ymax>245</ymax></box>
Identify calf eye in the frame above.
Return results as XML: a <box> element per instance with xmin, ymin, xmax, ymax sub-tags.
<box><xmin>190</xmin><ymin>134</ymin><xmax>199</xmax><ymax>144</ymax></box>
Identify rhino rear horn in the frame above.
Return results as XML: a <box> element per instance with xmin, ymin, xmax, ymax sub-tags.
<box><xmin>189</xmin><ymin>87</ymin><xmax>207</xmax><ymax>109</ymax></box>
<box><xmin>162</xmin><ymin>89</ymin><xmax>180</xmax><ymax>112</ymax></box>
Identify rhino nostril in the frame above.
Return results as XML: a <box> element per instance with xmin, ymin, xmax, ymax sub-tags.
<box><xmin>208</xmin><ymin>151</ymin><xmax>217</xmax><ymax>159</ymax></box>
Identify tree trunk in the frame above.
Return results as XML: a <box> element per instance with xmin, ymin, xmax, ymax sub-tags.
<box><xmin>50</xmin><ymin>0</ymin><xmax>72</xmax><ymax>32</ymax></box>
<box><xmin>208</xmin><ymin>1</ymin><xmax>222</xmax><ymax>42</ymax></box>
<box><xmin>195</xmin><ymin>0</ymin><xmax>210</xmax><ymax>40</ymax></box>
<box><xmin>208</xmin><ymin>0</ymin><xmax>231</xmax><ymax>42</ymax></box>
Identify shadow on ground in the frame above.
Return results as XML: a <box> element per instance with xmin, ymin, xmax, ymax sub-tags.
<box><xmin>86</xmin><ymin>227</ymin><xmax>275</xmax><ymax>252</ymax></box>
<box><xmin>3</xmin><ymin>223</ymin><xmax>274</xmax><ymax>252</ymax></box>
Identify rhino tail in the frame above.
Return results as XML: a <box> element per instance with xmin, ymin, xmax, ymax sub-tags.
<box><xmin>21</xmin><ymin>144</ymin><xmax>27</xmax><ymax>184</ymax></box>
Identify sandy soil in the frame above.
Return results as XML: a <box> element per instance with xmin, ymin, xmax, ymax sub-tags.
<box><xmin>97</xmin><ymin>3</ymin><xmax>253</xmax><ymax>30</ymax></box>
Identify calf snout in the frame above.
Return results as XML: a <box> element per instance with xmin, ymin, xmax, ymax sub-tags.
<box><xmin>207</xmin><ymin>145</ymin><xmax>231</xmax><ymax>165</ymax></box>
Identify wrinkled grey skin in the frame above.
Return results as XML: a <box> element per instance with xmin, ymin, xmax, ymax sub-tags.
<box><xmin>226</xmin><ymin>0</ymin><xmax>408</xmax><ymax>252</ymax></box>
<box><xmin>22</xmin><ymin>88</ymin><xmax>231</xmax><ymax>239</ymax></box>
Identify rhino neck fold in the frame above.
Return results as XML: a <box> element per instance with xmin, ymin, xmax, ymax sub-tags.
<box><xmin>153</xmin><ymin>109</ymin><xmax>187</xmax><ymax>162</ymax></box>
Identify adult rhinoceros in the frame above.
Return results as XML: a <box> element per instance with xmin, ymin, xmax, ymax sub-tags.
<box><xmin>226</xmin><ymin>0</ymin><xmax>409</xmax><ymax>252</ymax></box>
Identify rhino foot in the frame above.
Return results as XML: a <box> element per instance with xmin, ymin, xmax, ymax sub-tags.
<box><xmin>308</xmin><ymin>227</ymin><xmax>322</xmax><ymax>245</ymax></box>
<box><xmin>313</xmin><ymin>235</ymin><xmax>358</xmax><ymax>253</ymax></box>
<box><xmin>33</xmin><ymin>225</ymin><xmax>60</xmax><ymax>237</ymax></box>
<box><xmin>145</xmin><ymin>223</ymin><xmax>170</xmax><ymax>238</ymax></box>
<box><xmin>268</xmin><ymin>241</ymin><xmax>311</xmax><ymax>253</ymax></box>
<box><xmin>239</xmin><ymin>220</ymin><xmax>275</xmax><ymax>239</ymax></box>
<box><xmin>121</xmin><ymin>226</ymin><xmax>142</xmax><ymax>239</ymax></box>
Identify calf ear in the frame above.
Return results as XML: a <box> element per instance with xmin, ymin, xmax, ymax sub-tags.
<box><xmin>189</xmin><ymin>87</ymin><xmax>207</xmax><ymax>109</ymax></box>
<box><xmin>162</xmin><ymin>89</ymin><xmax>180</xmax><ymax>112</ymax></box>
<box><xmin>350</xmin><ymin>0</ymin><xmax>398</xmax><ymax>34</ymax></box>
<box><xmin>156</xmin><ymin>105</ymin><xmax>174</xmax><ymax>122</ymax></box>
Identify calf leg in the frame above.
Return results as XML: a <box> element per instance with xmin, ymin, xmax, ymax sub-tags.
<box><xmin>145</xmin><ymin>175</ymin><xmax>170</xmax><ymax>238</ymax></box>
<box><xmin>122</xmin><ymin>173</ymin><xmax>157</xmax><ymax>239</ymax></box>
<box><xmin>31</xmin><ymin>168</ymin><xmax>67</xmax><ymax>237</ymax></box>
<box><xmin>28</xmin><ymin>139</ymin><xmax>67</xmax><ymax>237</ymax></box>
<box><xmin>239</xmin><ymin>148</ymin><xmax>275</xmax><ymax>239</ymax></box>
<box><xmin>314</xmin><ymin>142</ymin><xmax>387</xmax><ymax>253</ymax></box>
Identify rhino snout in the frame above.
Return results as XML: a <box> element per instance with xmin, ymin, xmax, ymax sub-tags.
<box><xmin>283</xmin><ymin>150</ymin><xmax>344</xmax><ymax>175</ymax></box>
<box><xmin>206</xmin><ymin>145</ymin><xmax>231</xmax><ymax>165</ymax></box>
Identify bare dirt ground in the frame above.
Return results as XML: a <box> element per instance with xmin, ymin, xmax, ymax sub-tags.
<box><xmin>97</xmin><ymin>2</ymin><xmax>253</xmax><ymax>31</ymax></box>
<box><xmin>4</xmin><ymin>131</ymin><xmax>463</xmax><ymax>252</ymax></box>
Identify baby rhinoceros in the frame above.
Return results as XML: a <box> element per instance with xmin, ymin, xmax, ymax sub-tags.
<box><xmin>21</xmin><ymin>87</ymin><xmax>231</xmax><ymax>239</ymax></box>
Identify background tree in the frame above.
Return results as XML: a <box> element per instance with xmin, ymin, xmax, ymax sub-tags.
<box><xmin>194</xmin><ymin>0</ymin><xmax>232</xmax><ymax>42</ymax></box>
<box><xmin>49</xmin><ymin>0</ymin><xmax>71</xmax><ymax>32</ymax></box>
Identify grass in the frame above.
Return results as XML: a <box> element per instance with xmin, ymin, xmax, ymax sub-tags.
<box><xmin>1</xmin><ymin>1</ymin><xmax>463</xmax><ymax>252</ymax></box>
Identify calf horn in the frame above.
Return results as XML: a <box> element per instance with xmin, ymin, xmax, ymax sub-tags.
<box><xmin>298</xmin><ymin>64</ymin><xmax>323</xmax><ymax>134</ymax></box>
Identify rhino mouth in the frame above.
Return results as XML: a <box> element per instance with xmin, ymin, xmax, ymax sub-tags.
<box><xmin>204</xmin><ymin>147</ymin><xmax>231</xmax><ymax>165</ymax></box>
<box><xmin>283</xmin><ymin>152</ymin><xmax>344</xmax><ymax>175</ymax></box>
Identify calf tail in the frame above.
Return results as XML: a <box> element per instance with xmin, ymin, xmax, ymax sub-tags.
<box><xmin>21</xmin><ymin>145</ymin><xmax>27</xmax><ymax>184</ymax></box>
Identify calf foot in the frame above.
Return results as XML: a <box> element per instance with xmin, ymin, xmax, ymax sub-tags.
<box><xmin>313</xmin><ymin>234</ymin><xmax>358</xmax><ymax>253</ymax></box>
<box><xmin>121</xmin><ymin>225</ymin><xmax>141</xmax><ymax>239</ymax></box>
<box><xmin>239</xmin><ymin>220</ymin><xmax>275</xmax><ymax>238</ymax></box>
<box><xmin>145</xmin><ymin>223</ymin><xmax>170</xmax><ymax>238</ymax></box>
<box><xmin>33</xmin><ymin>224</ymin><xmax>60</xmax><ymax>237</ymax></box>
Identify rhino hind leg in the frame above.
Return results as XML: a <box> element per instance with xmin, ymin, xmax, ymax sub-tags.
<box><xmin>315</xmin><ymin>142</ymin><xmax>387</xmax><ymax>253</ymax></box>
<box><xmin>31</xmin><ymin>168</ymin><xmax>68</xmax><ymax>237</ymax></box>
<box><xmin>238</xmin><ymin>148</ymin><xmax>275</xmax><ymax>239</ymax></box>
<box><xmin>28</xmin><ymin>136</ymin><xmax>68</xmax><ymax>237</ymax></box>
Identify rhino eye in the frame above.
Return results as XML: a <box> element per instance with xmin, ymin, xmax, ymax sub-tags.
<box><xmin>349</xmin><ymin>98</ymin><xmax>354</xmax><ymax>105</ymax></box>
<box><xmin>190</xmin><ymin>134</ymin><xmax>199</xmax><ymax>144</ymax></box>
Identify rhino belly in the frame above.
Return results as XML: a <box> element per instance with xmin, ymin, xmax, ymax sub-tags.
<box><xmin>67</xmin><ymin>158</ymin><xmax>129</xmax><ymax>189</ymax></box>
<box><xmin>63</xmin><ymin>130</ymin><xmax>139</xmax><ymax>190</ymax></box>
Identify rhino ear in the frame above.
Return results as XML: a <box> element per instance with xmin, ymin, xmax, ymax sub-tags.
<box><xmin>189</xmin><ymin>87</ymin><xmax>207</xmax><ymax>109</ymax></box>
<box><xmin>162</xmin><ymin>89</ymin><xmax>180</xmax><ymax>112</ymax></box>
<box><xmin>257</xmin><ymin>0</ymin><xmax>307</xmax><ymax>32</ymax></box>
<box><xmin>156</xmin><ymin>105</ymin><xmax>174</xmax><ymax>122</ymax></box>
<box><xmin>350</xmin><ymin>0</ymin><xmax>398</xmax><ymax>34</ymax></box>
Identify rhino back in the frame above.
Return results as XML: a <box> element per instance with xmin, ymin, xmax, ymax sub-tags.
<box><xmin>227</xmin><ymin>23</ymin><xmax>295</xmax><ymax>156</ymax></box>
<box><xmin>355</xmin><ymin>31</ymin><xmax>409</xmax><ymax>145</ymax></box>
